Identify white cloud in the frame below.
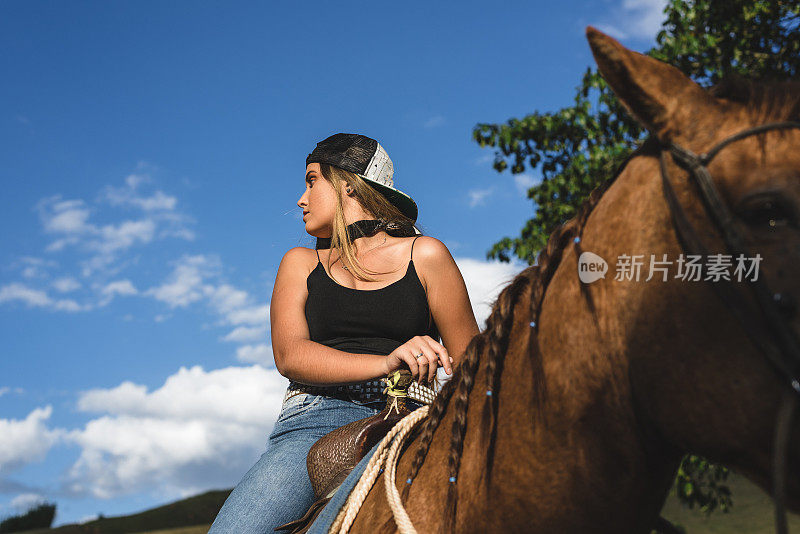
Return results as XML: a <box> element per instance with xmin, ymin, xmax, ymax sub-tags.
<box><xmin>16</xmin><ymin>257</ymin><xmax>58</xmax><ymax>280</ymax></box>
<box><xmin>0</xmin><ymin>283</ymin><xmax>87</xmax><ymax>312</ymax></box>
<box><xmin>96</xmin><ymin>279</ymin><xmax>138</xmax><ymax>307</ymax></box>
<box><xmin>467</xmin><ymin>187</ymin><xmax>494</xmax><ymax>208</ymax></box>
<box><xmin>144</xmin><ymin>255</ymin><xmax>220</xmax><ymax>308</ymax></box>
<box><xmin>76</xmin><ymin>366</ymin><xmax>282</xmax><ymax>424</ymax></box>
<box><xmin>125</xmin><ymin>172</ymin><xmax>151</xmax><ymax>190</ymax></box>
<box><xmin>216</xmin><ymin>300</ymin><xmax>270</xmax><ymax>354</ymax></box>
<box><xmin>595</xmin><ymin>0</ymin><xmax>668</xmax><ymax>40</ymax></box>
<box><xmin>206</xmin><ymin>284</ymin><xmax>250</xmax><ymax>315</ymax></box>
<box><xmin>235</xmin><ymin>344</ymin><xmax>274</xmax><ymax>366</ymax></box>
<box><xmin>513</xmin><ymin>173</ymin><xmax>541</xmax><ymax>195</ymax></box>
<box><xmin>160</xmin><ymin>227</ymin><xmax>195</xmax><ymax>241</ymax></box>
<box><xmin>223</xmin><ymin>305</ymin><xmax>269</xmax><ymax>327</ymax></box>
<box><xmin>0</xmin><ymin>283</ymin><xmax>49</xmax><ymax>307</ymax></box>
<box><xmin>95</xmin><ymin>219</ymin><xmax>156</xmax><ymax>255</ymax></box>
<box><xmin>423</xmin><ymin>115</ymin><xmax>445</xmax><ymax>128</ymax></box>
<box><xmin>52</xmin><ymin>277</ymin><xmax>81</xmax><ymax>293</ymax></box>
<box><xmin>31</xmin><ymin>171</ymin><xmax>194</xmax><ymax>278</ymax></box>
<box><xmin>2</xmin><ymin>166</ymin><xmax>196</xmax><ymax>315</ymax></box>
<box><xmin>102</xmin><ymin>174</ymin><xmax>178</xmax><ymax>212</ymax></box>
<box><xmin>67</xmin><ymin>365</ymin><xmax>288</xmax><ymax>498</ymax></box>
<box><xmin>10</xmin><ymin>493</ymin><xmax>46</xmax><ymax>512</ymax></box>
<box><xmin>146</xmin><ymin>261</ymin><xmax>270</xmax><ymax>353</ymax></box>
<box><xmin>222</xmin><ymin>325</ymin><xmax>268</xmax><ymax>344</ymax></box>
<box><xmin>455</xmin><ymin>257</ymin><xmax>527</xmax><ymax>329</ymax></box>
<box><xmin>101</xmin><ymin>280</ymin><xmax>138</xmax><ymax>297</ymax></box>
<box><xmin>37</xmin><ymin>197</ymin><xmax>93</xmax><ymax>234</ymax></box>
<box><xmin>44</xmin><ymin>236</ymin><xmax>80</xmax><ymax>253</ymax></box>
<box><xmin>0</xmin><ymin>407</ymin><xmax>61</xmax><ymax>475</ymax></box>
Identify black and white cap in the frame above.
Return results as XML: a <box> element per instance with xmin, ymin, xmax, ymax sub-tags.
<box><xmin>306</xmin><ymin>133</ymin><xmax>418</xmax><ymax>223</ymax></box>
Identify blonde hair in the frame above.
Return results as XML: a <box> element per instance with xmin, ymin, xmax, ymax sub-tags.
<box><xmin>318</xmin><ymin>163</ymin><xmax>419</xmax><ymax>282</ymax></box>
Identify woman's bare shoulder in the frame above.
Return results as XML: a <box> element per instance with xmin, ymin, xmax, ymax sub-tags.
<box><xmin>278</xmin><ymin>246</ymin><xmax>319</xmax><ymax>276</ymax></box>
<box><xmin>410</xmin><ymin>235</ymin><xmax>452</xmax><ymax>262</ymax></box>
<box><xmin>409</xmin><ymin>236</ymin><xmax>456</xmax><ymax>290</ymax></box>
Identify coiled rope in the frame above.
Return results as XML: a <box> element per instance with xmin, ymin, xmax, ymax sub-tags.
<box><xmin>329</xmin><ymin>405</ymin><xmax>430</xmax><ymax>534</ymax></box>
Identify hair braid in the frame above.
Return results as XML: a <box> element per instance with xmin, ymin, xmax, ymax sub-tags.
<box><xmin>401</xmin><ymin>335</ymin><xmax>485</xmax><ymax>501</ymax></box>
<box><xmin>441</xmin><ymin>322</ymin><xmax>484</xmax><ymax>533</ymax></box>
<box><xmin>480</xmin><ymin>270</ymin><xmax>537</xmax><ymax>480</ymax></box>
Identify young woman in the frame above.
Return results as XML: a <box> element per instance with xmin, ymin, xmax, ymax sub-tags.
<box><xmin>208</xmin><ymin>133</ymin><xmax>479</xmax><ymax>533</ymax></box>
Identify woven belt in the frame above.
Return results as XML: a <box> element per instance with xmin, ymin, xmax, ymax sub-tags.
<box><xmin>285</xmin><ymin>378</ymin><xmax>388</xmax><ymax>404</ymax></box>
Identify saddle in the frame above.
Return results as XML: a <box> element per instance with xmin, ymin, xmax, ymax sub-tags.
<box><xmin>275</xmin><ymin>370</ymin><xmax>416</xmax><ymax>533</ymax></box>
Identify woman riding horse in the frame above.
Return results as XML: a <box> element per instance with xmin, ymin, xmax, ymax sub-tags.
<box><xmin>208</xmin><ymin>133</ymin><xmax>480</xmax><ymax>533</ymax></box>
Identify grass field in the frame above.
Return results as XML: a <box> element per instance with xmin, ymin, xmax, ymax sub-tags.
<box><xmin>131</xmin><ymin>527</ymin><xmax>209</xmax><ymax>534</ymax></box>
<box><xmin>659</xmin><ymin>472</ymin><xmax>800</xmax><ymax>533</ymax></box>
<box><xmin>131</xmin><ymin>527</ymin><xmax>210</xmax><ymax>534</ymax></box>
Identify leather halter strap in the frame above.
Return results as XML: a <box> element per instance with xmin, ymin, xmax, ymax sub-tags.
<box><xmin>657</xmin><ymin>122</ymin><xmax>800</xmax><ymax>393</ymax></box>
<box><xmin>656</xmin><ymin>121</ymin><xmax>800</xmax><ymax>534</ymax></box>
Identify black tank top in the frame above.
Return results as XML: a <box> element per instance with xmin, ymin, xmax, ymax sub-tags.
<box><xmin>304</xmin><ymin>236</ymin><xmax>440</xmax><ymax>356</ymax></box>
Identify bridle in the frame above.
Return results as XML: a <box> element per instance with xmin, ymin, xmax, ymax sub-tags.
<box><xmin>656</xmin><ymin>121</ymin><xmax>800</xmax><ymax>534</ymax></box>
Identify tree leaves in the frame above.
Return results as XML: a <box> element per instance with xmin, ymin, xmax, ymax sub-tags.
<box><xmin>675</xmin><ymin>455</ymin><xmax>733</xmax><ymax>514</ymax></box>
<box><xmin>476</xmin><ymin>0</ymin><xmax>800</xmax><ymax>265</ymax></box>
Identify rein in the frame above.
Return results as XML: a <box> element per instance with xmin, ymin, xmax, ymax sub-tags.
<box><xmin>656</xmin><ymin>121</ymin><xmax>800</xmax><ymax>534</ymax></box>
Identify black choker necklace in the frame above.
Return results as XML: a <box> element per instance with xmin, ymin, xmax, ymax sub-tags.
<box><xmin>314</xmin><ymin>219</ymin><xmax>416</xmax><ymax>249</ymax></box>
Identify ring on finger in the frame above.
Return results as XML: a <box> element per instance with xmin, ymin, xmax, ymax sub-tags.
<box><xmin>415</xmin><ymin>352</ymin><xmax>425</xmax><ymax>360</ymax></box>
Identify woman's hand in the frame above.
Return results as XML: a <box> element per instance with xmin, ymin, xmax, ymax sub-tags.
<box><xmin>383</xmin><ymin>335</ymin><xmax>453</xmax><ymax>384</ymax></box>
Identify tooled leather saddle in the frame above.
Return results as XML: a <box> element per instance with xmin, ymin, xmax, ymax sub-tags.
<box><xmin>274</xmin><ymin>370</ymin><xmax>416</xmax><ymax>533</ymax></box>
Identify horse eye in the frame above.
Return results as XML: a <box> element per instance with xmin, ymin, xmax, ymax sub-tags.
<box><xmin>737</xmin><ymin>194</ymin><xmax>796</xmax><ymax>230</ymax></box>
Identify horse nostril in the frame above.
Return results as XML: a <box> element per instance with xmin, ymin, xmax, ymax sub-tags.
<box><xmin>773</xmin><ymin>292</ymin><xmax>797</xmax><ymax>319</ymax></box>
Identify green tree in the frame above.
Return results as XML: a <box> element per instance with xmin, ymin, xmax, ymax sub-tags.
<box><xmin>474</xmin><ymin>0</ymin><xmax>799</xmax><ymax>263</ymax></box>
<box><xmin>473</xmin><ymin>0</ymin><xmax>799</xmax><ymax>515</ymax></box>
<box><xmin>0</xmin><ymin>502</ymin><xmax>56</xmax><ymax>533</ymax></box>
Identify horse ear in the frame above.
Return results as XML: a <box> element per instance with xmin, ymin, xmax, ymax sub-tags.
<box><xmin>585</xmin><ymin>26</ymin><xmax>719</xmax><ymax>142</ymax></box>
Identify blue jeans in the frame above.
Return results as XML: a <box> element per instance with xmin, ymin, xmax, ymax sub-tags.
<box><xmin>208</xmin><ymin>391</ymin><xmax>421</xmax><ymax>534</ymax></box>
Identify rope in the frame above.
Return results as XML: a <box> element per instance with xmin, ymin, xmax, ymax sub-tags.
<box><xmin>329</xmin><ymin>405</ymin><xmax>430</xmax><ymax>534</ymax></box>
<box><xmin>383</xmin><ymin>407</ymin><xmax>429</xmax><ymax>533</ymax></box>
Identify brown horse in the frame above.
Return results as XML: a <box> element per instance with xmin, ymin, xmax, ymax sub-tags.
<box><xmin>339</xmin><ymin>27</ymin><xmax>800</xmax><ymax>534</ymax></box>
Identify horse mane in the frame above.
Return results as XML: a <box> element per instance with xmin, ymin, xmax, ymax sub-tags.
<box><xmin>395</xmin><ymin>143</ymin><xmax>643</xmax><ymax>532</ymax></box>
<box><xmin>710</xmin><ymin>76</ymin><xmax>800</xmax><ymax>123</ymax></box>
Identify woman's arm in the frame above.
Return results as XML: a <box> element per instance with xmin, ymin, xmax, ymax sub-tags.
<box><xmin>413</xmin><ymin>237</ymin><xmax>480</xmax><ymax>366</ymax></box>
<box><xmin>270</xmin><ymin>247</ymin><xmax>387</xmax><ymax>385</ymax></box>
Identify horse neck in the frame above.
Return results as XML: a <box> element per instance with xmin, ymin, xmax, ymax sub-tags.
<box><xmin>395</xmin><ymin>153</ymin><xmax>695</xmax><ymax>532</ymax></box>
<box><xmin>471</xmin><ymin>152</ymin><xmax>684</xmax><ymax>530</ymax></box>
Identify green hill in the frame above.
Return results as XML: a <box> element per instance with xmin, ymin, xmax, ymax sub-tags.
<box><xmin>21</xmin><ymin>490</ymin><xmax>230</xmax><ymax>534</ymax></box>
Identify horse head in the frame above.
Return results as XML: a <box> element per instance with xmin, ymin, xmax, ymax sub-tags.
<box><xmin>586</xmin><ymin>26</ymin><xmax>800</xmax><ymax>512</ymax></box>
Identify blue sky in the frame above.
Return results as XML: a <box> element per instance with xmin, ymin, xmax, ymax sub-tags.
<box><xmin>0</xmin><ymin>0</ymin><xmax>665</xmax><ymax>526</ymax></box>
